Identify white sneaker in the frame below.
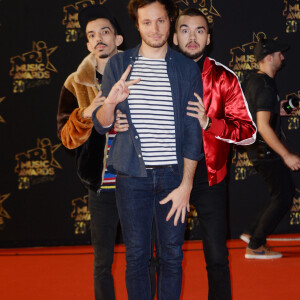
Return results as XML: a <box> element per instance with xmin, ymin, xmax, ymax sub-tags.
<box><xmin>240</xmin><ymin>233</ymin><xmax>251</xmax><ymax>244</ymax></box>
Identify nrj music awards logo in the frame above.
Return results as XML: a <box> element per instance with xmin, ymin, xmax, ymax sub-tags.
<box><xmin>290</xmin><ymin>188</ymin><xmax>300</xmax><ymax>225</ymax></box>
<box><xmin>229</xmin><ymin>32</ymin><xmax>267</xmax><ymax>82</ymax></box>
<box><xmin>231</xmin><ymin>146</ymin><xmax>255</xmax><ymax>181</ymax></box>
<box><xmin>175</xmin><ymin>0</ymin><xmax>221</xmax><ymax>23</ymax></box>
<box><xmin>0</xmin><ymin>97</ymin><xmax>5</xmax><ymax>124</ymax></box>
<box><xmin>281</xmin><ymin>91</ymin><xmax>300</xmax><ymax>130</ymax></box>
<box><xmin>62</xmin><ymin>0</ymin><xmax>108</xmax><ymax>42</ymax></box>
<box><xmin>71</xmin><ymin>195</ymin><xmax>91</xmax><ymax>235</ymax></box>
<box><xmin>14</xmin><ymin>138</ymin><xmax>61</xmax><ymax>189</ymax></box>
<box><xmin>9</xmin><ymin>41</ymin><xmax>58</xmax><ymax>93</ymax></box>
<box><xmin>0</xmin><ymin>193</ymin><xmax>11</xmax><ymax>229</ymax></box>
<box><xmin>283</xmin><ymin>0</ymin><xmax>300</xmax><ymax>33</ymax></box>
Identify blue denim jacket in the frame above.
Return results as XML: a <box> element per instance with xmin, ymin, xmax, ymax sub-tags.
<box><xmin>92</xmin><ymin>44</ymin><xmax>204</xmax><ymax>178</ymax></box>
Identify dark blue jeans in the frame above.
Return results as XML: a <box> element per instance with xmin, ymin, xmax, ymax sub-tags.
<box><xmin>88</xmin><ymin>189</ymin><xmax>119</xmax><ymax>300</ymax></box>
<box><xmin>246</xmin><ymin>158</ymin><xmax>294</xmax><ymax>249</ymax></box>
<box><xmin>190</xmin><ymin>160</ymin><xmax>231</xmax><ymax>300</ymax></box>
<box><xmin>116</xmin><ymin>165</ymin><xmax>186</xmax><ymax>300</ymax></box>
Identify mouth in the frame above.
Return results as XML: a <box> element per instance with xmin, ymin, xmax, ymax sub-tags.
<box><xmin>151</xmin><ymin>35</ymin><xmax>162</xmax><ymax>40</ymax></box>
<box><xmin>95</xmin><ymin>43</ymin><xmax>107</xmax><ymax>50</ymax></box>
<box><xmin>186</xmin><ymin>42</ymin><xmax>200</xmax><ymax>50</ymax></box>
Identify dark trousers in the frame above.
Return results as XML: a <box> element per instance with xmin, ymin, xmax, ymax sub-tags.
<box><xmin>190</xmin><ymin>160</ymin><xmax>231</xmax><ymax>300</ymax></box>
<box><xmin>88</xmin><ymin>189</ymin><xmax>119</xmax><ymax>300</ymax></box>
<box><xmin>246</xmin><ymin>159</ymin><xmax>294</xmax><ymax>249</ymax></box>
<box><xmin>116</xmin><ymin>166</ymin><xmax>186</xmax><ymax>300</ymax></box>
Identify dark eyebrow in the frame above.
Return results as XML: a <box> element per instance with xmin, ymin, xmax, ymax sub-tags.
<box><xmin>101</xmin><ymin>26</ymin><xmax>112</xmax><ymax>31</ymax></box>
<box><xmin>179</xmin><ymin>24</ymin><xmax>206</xmax><ymax>31</ymax></box>
<box><xmin>87</xmin><ymin>26</ymin><xmax>112</xmax><ymax>34</ymax></box>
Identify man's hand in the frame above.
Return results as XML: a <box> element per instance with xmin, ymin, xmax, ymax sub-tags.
<box><xmin>82</xmin><ymin>90</ymin><xmax>105</xmax><ymax>119</ymax></box>
<box><xmin>105</xmin><ymin>65</ymin><xmax>140</xmax><ymax>106</ymax></box>
<box><xmin>159</xmin><ymin>184</ymin><xmax>192</xmax><ymax>226</ymax></box>
<box><xmin>282</xmin><ymin>153</ymin><xmax>300</xmax><ymax>171</ymax></box>
<box><xmin>114</xmin><ymin>110</ymin><xmax>129</xmax><ymax>132</ymax></box>
<box><xmin>186</xmin><ymin>92</ymin><xmax>208</xmax><ymax>129</ymax></box>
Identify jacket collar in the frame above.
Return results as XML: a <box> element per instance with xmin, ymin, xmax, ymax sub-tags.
<box><xmin>74</xmin><ymin>53</ymin><xmax>98</xmax><ymax>87</ymax></box>
<box><xmin>129</xmin><ymin>43</ymin><xmax>174</xmax><ymax>62</ymax></box>
<box><xmin>202</xmin><ymin>57</ymin><xmax>215</xmax><ymax>76</ymax></box>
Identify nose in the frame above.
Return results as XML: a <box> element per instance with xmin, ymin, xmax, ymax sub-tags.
<box><xmin>96</xmin><ymin>32</ymin><xmax>103</xmax><ymax>41</ymax></box>
<box><xmin>280</xmin><ymin>52</ymin><xmax>285</xmax><ymax>60</ymax></box>
<box><xmin>189</xmin><ymin>30</ymin><xmax>196</xmax><ymax>41</ymax></box>
<box><xmin>151</xmin><ymin>22</ymin><xmax>159</xmax><ymax>33</ymax></box>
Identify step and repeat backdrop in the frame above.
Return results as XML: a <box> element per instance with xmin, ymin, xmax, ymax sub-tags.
<box><xmin>0</xmin><ymin>0</ymin><xmax>299</xmax><ymax>247</ymax></box>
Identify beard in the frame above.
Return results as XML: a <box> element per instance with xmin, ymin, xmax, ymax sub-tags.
<box><xmin>99</xmin><ymin>53</ymin><xmax>109</xmax><ymax>58</ymax></box>
<box><xmin>141</xmin><ymin>31</ymin><xmax>169</xmax><ymax>49</ymax></box>
<box><xmin>179</xmin><ymin>48</ymin><xmax>203</xmax><ymax>60</ymax></box>
<box><xmin>177</xmin><ymin>41</ymin><xmax>205</xmax><ymax>60</ymax></box>
<box><xmin>143</xmin><ymin>37</ymin><xmax>168</xmax><ymax>49</ymax></box>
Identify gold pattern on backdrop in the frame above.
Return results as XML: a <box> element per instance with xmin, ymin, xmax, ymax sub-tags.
<box><xmin>14</xmin><ymin>138</ymin><xmax>62</xmax><ymax>189</ymax></box>
<box><xmin>231</xmin><ymin>146</ymin><xmax>255</xmax><ymax>181</ymax></box>
<box><xmin>0</xmin><ymin>193</ymin><xmax>11</xmax><ymax>228</ymax></box>
<box><xmin>229</xmin><ymin>32</ymin><xmax>266</xmax><ymax>82</ymax></box>
<box><xmin>290</xmin><ymin>189</ymin><xmax>300</xmax><ymax>225</ymax></box>
<box><xmin>175</xmin><ymin>0</ymin><xmax>221</xmax><ymax>23</ymax></box>
<box><xmin>186</xmin><ymin>205</ymin><xmax>199</xmax><ymax>231</ymax></box>
<box><xmin>0</xmin><ymin>97</ymin><xmax>5</xmax><ymax>124</ymax></box>
<box><xmin>71</xmin><ymin>195</ymin><xmax>91</xmax><ymax>235</ymax></box>
<box><xmin>283</xmin><ymin>0</ymin><xmax>300</xmax><ymax>33</ymax></box>
<box><xmin>280</xmin><ymin>91</ymin><xmax>300</xmax><ymax>128</ymax></box>
<box><xmin>62</xmin><ymin>0</ymin><xmax>108</xmax><ymax>42</ymax></box>
<box><xmin>9</xmin><ymin>41</ymin><xmax>58</xmax><ymax>93</ymax></box>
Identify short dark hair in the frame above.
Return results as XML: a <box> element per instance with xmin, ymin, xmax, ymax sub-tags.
<box><xmin>175</xmin><ymin>7</ymin><xmax>211</xmax><ymax>34</ymax></box>
<box><xmin>78</xmin><ymin>4</ymin><xmax>122</xmax><ymax>36</ymax></box>
<box><xmin>127</xmin><ymin>0</ymin><xmax>177</xmax><ymax>28</ymax></box>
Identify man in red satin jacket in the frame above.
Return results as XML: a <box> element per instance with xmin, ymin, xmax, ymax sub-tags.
<box><xmin>173</xmin><ymin>8</ymin><xmax>256</xmax><ymax>300</ymax></box>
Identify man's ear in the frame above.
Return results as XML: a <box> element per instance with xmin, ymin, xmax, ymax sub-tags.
<box><xmin>115</xmin><ymin>35</ymin><xmax>124</xmax><ymax>47</ymax></box>
<box><xmin>173</xmin><ymin>33</ymin><xmax>178</xmax><ymax>46</ymax></box>
<box><xmin>206</xmin><ymin>34</ymin><xmax>211</xmax><ymax>46</ymax></box>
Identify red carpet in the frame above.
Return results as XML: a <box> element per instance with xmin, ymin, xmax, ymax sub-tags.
<box><xmin>1</xmin><ymin>234</ymin><xmax>299</xmax><ymax>300</ymax></box>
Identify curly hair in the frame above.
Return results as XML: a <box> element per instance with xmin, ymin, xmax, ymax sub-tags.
<box><xmin>127</xmin><ymin>0</ymin><xmax>178</xmax><ymax>28</ymax></box>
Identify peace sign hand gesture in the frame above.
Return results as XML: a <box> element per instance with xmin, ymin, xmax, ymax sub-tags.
<box><xmin>106</xmin><ymin>65</ymin><xmax>140</xmax><ymax>106</ymax></box>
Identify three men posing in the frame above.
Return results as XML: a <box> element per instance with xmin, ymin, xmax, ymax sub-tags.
<box><xmin>58</xmin><ymin>1</ymin><xmax>257</xmax><ymax>300</ymax></box>
<box><xmin>92</xmin><ymin>2</ymin><xmax>255</xmax><ymax>300</ymax></box>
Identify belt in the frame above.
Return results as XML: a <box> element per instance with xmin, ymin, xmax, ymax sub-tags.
<box><xmin>146</xmin><ymin>165</ymin><xmax>174</xmax><ymax>169</ymax></box>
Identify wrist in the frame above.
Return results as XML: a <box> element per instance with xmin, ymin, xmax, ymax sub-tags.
<box><xmin>203</xmin><ymin>117</ymin><xmax>212</xmax><ymax>131</ymax></box>
<box><xmin>82</xmin><ymin>109</ymin><xmax>91</xmax><ymax>119</ymax></box>
<box><xmin>180</xmin><ymin>181</ymin><xmax>193</xmax><ymax>192</ymax></box>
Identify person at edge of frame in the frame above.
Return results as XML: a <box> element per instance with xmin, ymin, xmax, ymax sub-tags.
<box><xmin>57</xmin><ymin>4</ymin><xmax>156</xmax><ymax>300</ymax></box>
<box><xmin>172</xmin><ymin>7</ymin><xmax>257</xmax><ymax>300</ymax></box>
<box><xmin>92</xmin><ymin>0</ymin><xmax>204</xmax><ymax>299</ymax></box>
<box><xmin>240</xmin><ymin>38</ymin><xmax>300</xmax><ymax>259</ymax></box>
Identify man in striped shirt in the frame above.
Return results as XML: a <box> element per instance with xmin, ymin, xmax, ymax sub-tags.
<box><xmin>92</xmin><ymin>1</ymin><xmax>203</xmax><ymax>299</ymax></box>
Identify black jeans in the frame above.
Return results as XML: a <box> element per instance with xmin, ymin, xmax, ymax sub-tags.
<box><xmin>88</xmin><ymin>189</ymin><xmax>119</xmax><ymax>300</ymax></box>
<box><xmin>190</xmin><ymin>160</ymin><xmax>231</xmax><ymax>300</ymax></box>
<box><xmin>246</xmin><ymin>159</ymin><xmax>294</xmax><ymax>249</ymax></box>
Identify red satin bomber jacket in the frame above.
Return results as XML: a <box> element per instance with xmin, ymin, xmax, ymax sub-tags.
<box><xmin>201</xmin><ymin>57</ymin><xmax>257</xmax><ymax>186</ymax></box>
